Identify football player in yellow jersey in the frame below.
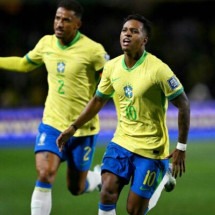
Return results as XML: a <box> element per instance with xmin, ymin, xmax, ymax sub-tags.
<box><xmin>0</xmin><ymin>1</ymin><xmax>109</xmax><ymax>214</ymax></box>
<box><xmin>57</xmin><ymin>14</ymin><xmax>190</xmax><ymax>215</ymax></box>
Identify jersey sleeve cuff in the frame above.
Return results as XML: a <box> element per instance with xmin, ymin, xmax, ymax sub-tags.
<box><xmin>96</xmin><ymin>90</ymin><xmax>113</xmax><ymax>99</ymax></box>
<box><xmin>168</xmin><ymin>88</ymin><xmax>184</xmax><ymax>101</ymax></box>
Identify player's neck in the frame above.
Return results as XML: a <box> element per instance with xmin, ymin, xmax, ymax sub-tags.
<box><xmin>124</xmin><ymin>50</ymin><xmax>145</xmax><ymax>68</ymax></box>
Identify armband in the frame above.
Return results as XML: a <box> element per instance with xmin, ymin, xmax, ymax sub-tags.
<box><xmin>176</xmin><ymin>142</ymin><xmax>187</xmax><ymax>151</ymax></box>
<box><xmin>71</xmin><ymin>124</ymin><xmax>78</xmax><ymax>131</ymax></box>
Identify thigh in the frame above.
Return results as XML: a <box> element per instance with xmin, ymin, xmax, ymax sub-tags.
<box><xmin>35</xmin><ymin>122</ymin><xmax>64</xmax><ymax>160</ymax></box>
<box><xmin>101</xmin><ymin>171</ymin><xmax>125</xmax><ymax>204</ymax></box>
<box><xmin>100</xmin><ymin>142</ymin><xmax>133</xmax><ymax>203</ymax></box>
<box><xmin>35</xmin><ymin>151</ymin><xmax>61</xmax><ymax>183</ymax></box>
<box><xmin>34</xmin><ymin>123</ymin><xmax>62</xmax><ymax>183</ymax></box>
<box><xmin>127</xmin><ymin>158</ymin><xmax>168</xmax><ymax>215</ymax></box>
<box><xmin>131</xmin><ymin>156</ymin><xmax>168</xmax><ymax>199</ymax></box>
<box><xmin>101</xmin><ymin>142</ymin><xmax>133</xmax><ymax>182</ymax></box>
<box><xmin>127</xmin><ymin>190</ymin><xmax>149</xmax><ymax>215</ymax></box>
<box><xmin>65</xmin><ymin>135</ymin><xmax>98</xmax><ymax>190</ymax></box>
<box><xmin>66</xmin><ymin>135</ymin><xmax>98</xmax><ymax>171</ymax></box>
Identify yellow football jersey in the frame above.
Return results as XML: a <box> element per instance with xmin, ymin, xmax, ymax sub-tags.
<box><xmin>27</xmin><ymin>32</ymin><xmax>108</xmax><ymax>136</ymax></box>
<box><xmin>97</xmin><ymin>51</ymin><xmax>183</xmax><ymax>159</ymax></box>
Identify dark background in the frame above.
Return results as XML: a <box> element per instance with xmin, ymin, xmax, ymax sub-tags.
<box><xmin>0</xmin><ymin>0</ymin><xmax>214</xmax><ymax>107</ymax></box>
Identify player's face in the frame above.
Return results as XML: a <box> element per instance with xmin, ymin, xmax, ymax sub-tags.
<box><xmin>120</xmin><ymin>19</ymin><xmax>148</xmax><ymax>54</ymax></box>
<box><xmin>54</xmin><ymin>7</ymin><xmax>81</xmax><ymax>45</ymax></box>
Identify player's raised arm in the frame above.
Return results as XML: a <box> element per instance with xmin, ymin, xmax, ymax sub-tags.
<box><xmin>56</xmin><ymin>95</ymin><xmax>108</xmax><ymax>151</ymax></box>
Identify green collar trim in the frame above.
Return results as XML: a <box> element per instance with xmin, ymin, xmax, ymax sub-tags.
<box><xmin>122</xmin><ymin>50</ymin><xmax>147</xmax><ymax>71</ymax></box>
<box><xmin>57</xmin><ymin>31</ymin><xmax>81</xmax><ymax>50</ymax></box>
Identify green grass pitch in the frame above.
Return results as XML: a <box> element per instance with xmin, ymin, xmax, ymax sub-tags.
<box><xmin>0</xmin><ymin>141</ymin><xmax>214</xmax><ymax>215</ymax></box>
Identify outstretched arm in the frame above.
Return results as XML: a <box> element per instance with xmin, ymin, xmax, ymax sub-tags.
<box><xmin>56</xmin><ymin>95</ymin><xmax>108</xmax><ymax>151</ymax></box>
<box><xmin>0</xmin><ymin>56</ymin><xmax>37</xmax><ymax>72</ymax></box>
<box><xmin>168</xmin><ymin>91</ymin><xmax>190</xmax><ymax>178</ymax></box>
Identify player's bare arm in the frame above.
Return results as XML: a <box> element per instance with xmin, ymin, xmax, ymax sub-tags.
<box><xmin>56</xmin><ymin>95</ymin><xmax>108</xmax><ymax>151</ymax></box>
<box><xmin>168</xmin><ymin>92</ymin><xmax>190</xmax><ymax>178</ymax></box>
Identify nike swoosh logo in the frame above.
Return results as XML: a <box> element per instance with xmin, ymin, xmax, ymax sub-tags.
<box><xmin>46</xmin><ymin>52</ymin><xmax>53</xmax><ymax>55</ymax></box>
<box><xmin>139</xmin><ymin>186</ymin><xmax>150</xmax><ymax>191</ymax></box>
<box><xmin>111</xmin><ymin>77</ymin><xmax>120</xmax><ymax>82</ymax></box>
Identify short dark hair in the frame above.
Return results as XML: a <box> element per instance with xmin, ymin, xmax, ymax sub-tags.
<box><xmin>123</xmin><ymin>14</ymin><xmax>152</xmax><ymax>38</ymax></box>
<box><xmin>57</xmin><ymin>0</ymin><xmax>84</xmax><ymax>18</ymax></box>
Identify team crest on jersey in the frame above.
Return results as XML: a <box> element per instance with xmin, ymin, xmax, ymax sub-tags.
<box><xmin>167</xmin><ymin>76</ymin><xmax>179</xmax><ymax>90</ymax></box>
<box><xmin>57</xmin><ymin>62</ymin><xmax>65</xmax><ymax>73</ymax></box>
<box><xmin>124</xmin><ymin>85</ymin><xmax>133</xmax><ymax>98</ymax></box>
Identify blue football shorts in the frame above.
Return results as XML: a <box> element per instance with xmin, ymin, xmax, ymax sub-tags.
<box><xmin>101</xmin><ymin>142</ymin><xmax>169</xmax><ymax>199</ymax></box>
<box><xmin>35</xmin><ymin>122</ymin><xmax>98</xmax><ymax>171</ymax></box>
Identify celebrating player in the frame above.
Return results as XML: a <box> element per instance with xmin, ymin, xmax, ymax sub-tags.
<box><xmin>57</xmin><ymin>14</ymin><xmax>190</xmax><ymax>215</ymax></box>
<box><xmin>0</xmin><ymin>0</ymin><xmax>109</xmax><ymax>214</ymax></box>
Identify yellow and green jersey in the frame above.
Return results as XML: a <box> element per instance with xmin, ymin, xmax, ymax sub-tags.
<box><xmin>1</xmin><ymin>32</ymin><xmax>108</xmax><ymax>136</ymax></box>
<box><xmin>96</xmin><ymin>51</ymin><xmax>183</xmax><ymax>159</ymax></box>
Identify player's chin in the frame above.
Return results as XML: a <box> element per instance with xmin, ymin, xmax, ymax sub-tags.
<box><xmin>121</xmin><ymin>46</ymin><xmax>131</xmax><ymax>53</ymax></box>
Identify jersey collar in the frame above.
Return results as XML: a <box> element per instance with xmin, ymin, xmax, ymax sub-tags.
<box><xmin>122</xmin><ymin>50</ymin><xmax>147</xmax><ymax>71</ymax></box>
<box><xmin>57</xmin><ymin>31</ymin><xmax>81</xmax><ymax>49</ymax></box>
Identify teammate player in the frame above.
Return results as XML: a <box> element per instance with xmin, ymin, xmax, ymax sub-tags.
<box><xmin>57</xmin><ymin>14</ymin><xmax>190</xmax><ymax>215</ymax></box>
<box><xmin>0</xmin><ymin>1</ymin><xmax>109</xmax><ymax>214</ymax></box>
<box><xmin>112</xmin><ymin>93</ymin><xmax>177</xmax><ymax>211</ymax></box>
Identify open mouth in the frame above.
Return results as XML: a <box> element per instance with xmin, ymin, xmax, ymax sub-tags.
<box><xmin>55</xmin><ymin>28</ymin><xmax>64</xmax><ymax>35</ymax></box>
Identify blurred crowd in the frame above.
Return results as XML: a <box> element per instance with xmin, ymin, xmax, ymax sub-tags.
<box><xmin>0</xmin><ymin>0</ymin><xmax>214</xmax><ymax>107</ymax></box>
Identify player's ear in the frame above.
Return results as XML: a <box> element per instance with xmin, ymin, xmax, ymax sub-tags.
<box><xmin>76</xmin><ymin>19</ymin><xmax>82</xmax><ymax>29</ymax></box>
<box><xmin>143</xmin><ymin>37</ymin><xmax>148</xmax><ymax>45</ymax></box>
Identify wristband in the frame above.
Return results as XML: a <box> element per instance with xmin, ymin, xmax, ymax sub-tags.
<box><xmin>71</xmin><ymin>124</ymin><xmax>78</xmax><ymax>131</ymax></box>
<box><xmin>176</xmin><ymin>142</ymin><xmax>187</xmax><ymax>151</ymax></box>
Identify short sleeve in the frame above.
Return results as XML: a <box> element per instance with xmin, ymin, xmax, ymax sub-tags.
<box><xmin>156</xmin><ymin>63</ymin><xmax>184</xmax><ymax>100</ymax></box>
<box><xmin>96</xmin><ymin>62</ymin><xmax>114</xmax><ymax>98</ymax></box>
<box><xmin>26</xmin><ymin>36</ymin><xmax>46</xmax><ymax>66</ymax></box>
<box><xmin>91</xmin><ymin>43</ymin><xmax>110</xmax><ymax>72</ymax></box>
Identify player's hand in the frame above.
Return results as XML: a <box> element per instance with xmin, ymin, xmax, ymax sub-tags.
<box><xmin>167</xmin><ymin>149</ymin><xmax>186</xmax><ymax>178</ymax></box>
<box><xmin>56</xmin><ymin>126</ymin><xmax>76</xmax><ymax>152</ymax></box>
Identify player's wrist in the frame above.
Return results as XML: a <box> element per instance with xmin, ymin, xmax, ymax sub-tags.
<box><xmin>176</xmin><ymin>142</ymin><xmax>187</xmax><ymax>151</ymax></box>
<box><xmin>71</xmin><ymin>124</ymin><xmax>78</xmax><ymax>132</ymax></box>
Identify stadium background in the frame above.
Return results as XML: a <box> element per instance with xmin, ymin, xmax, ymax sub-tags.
<box><xmin>0</xmin><ymin>0</ymin><xmax>215</xmax><ymax>215</ymax></box>
<box><xmin>0</xmin><ymin>0</ymin><xmax>214</xmax><ymax>144</ymax></box>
